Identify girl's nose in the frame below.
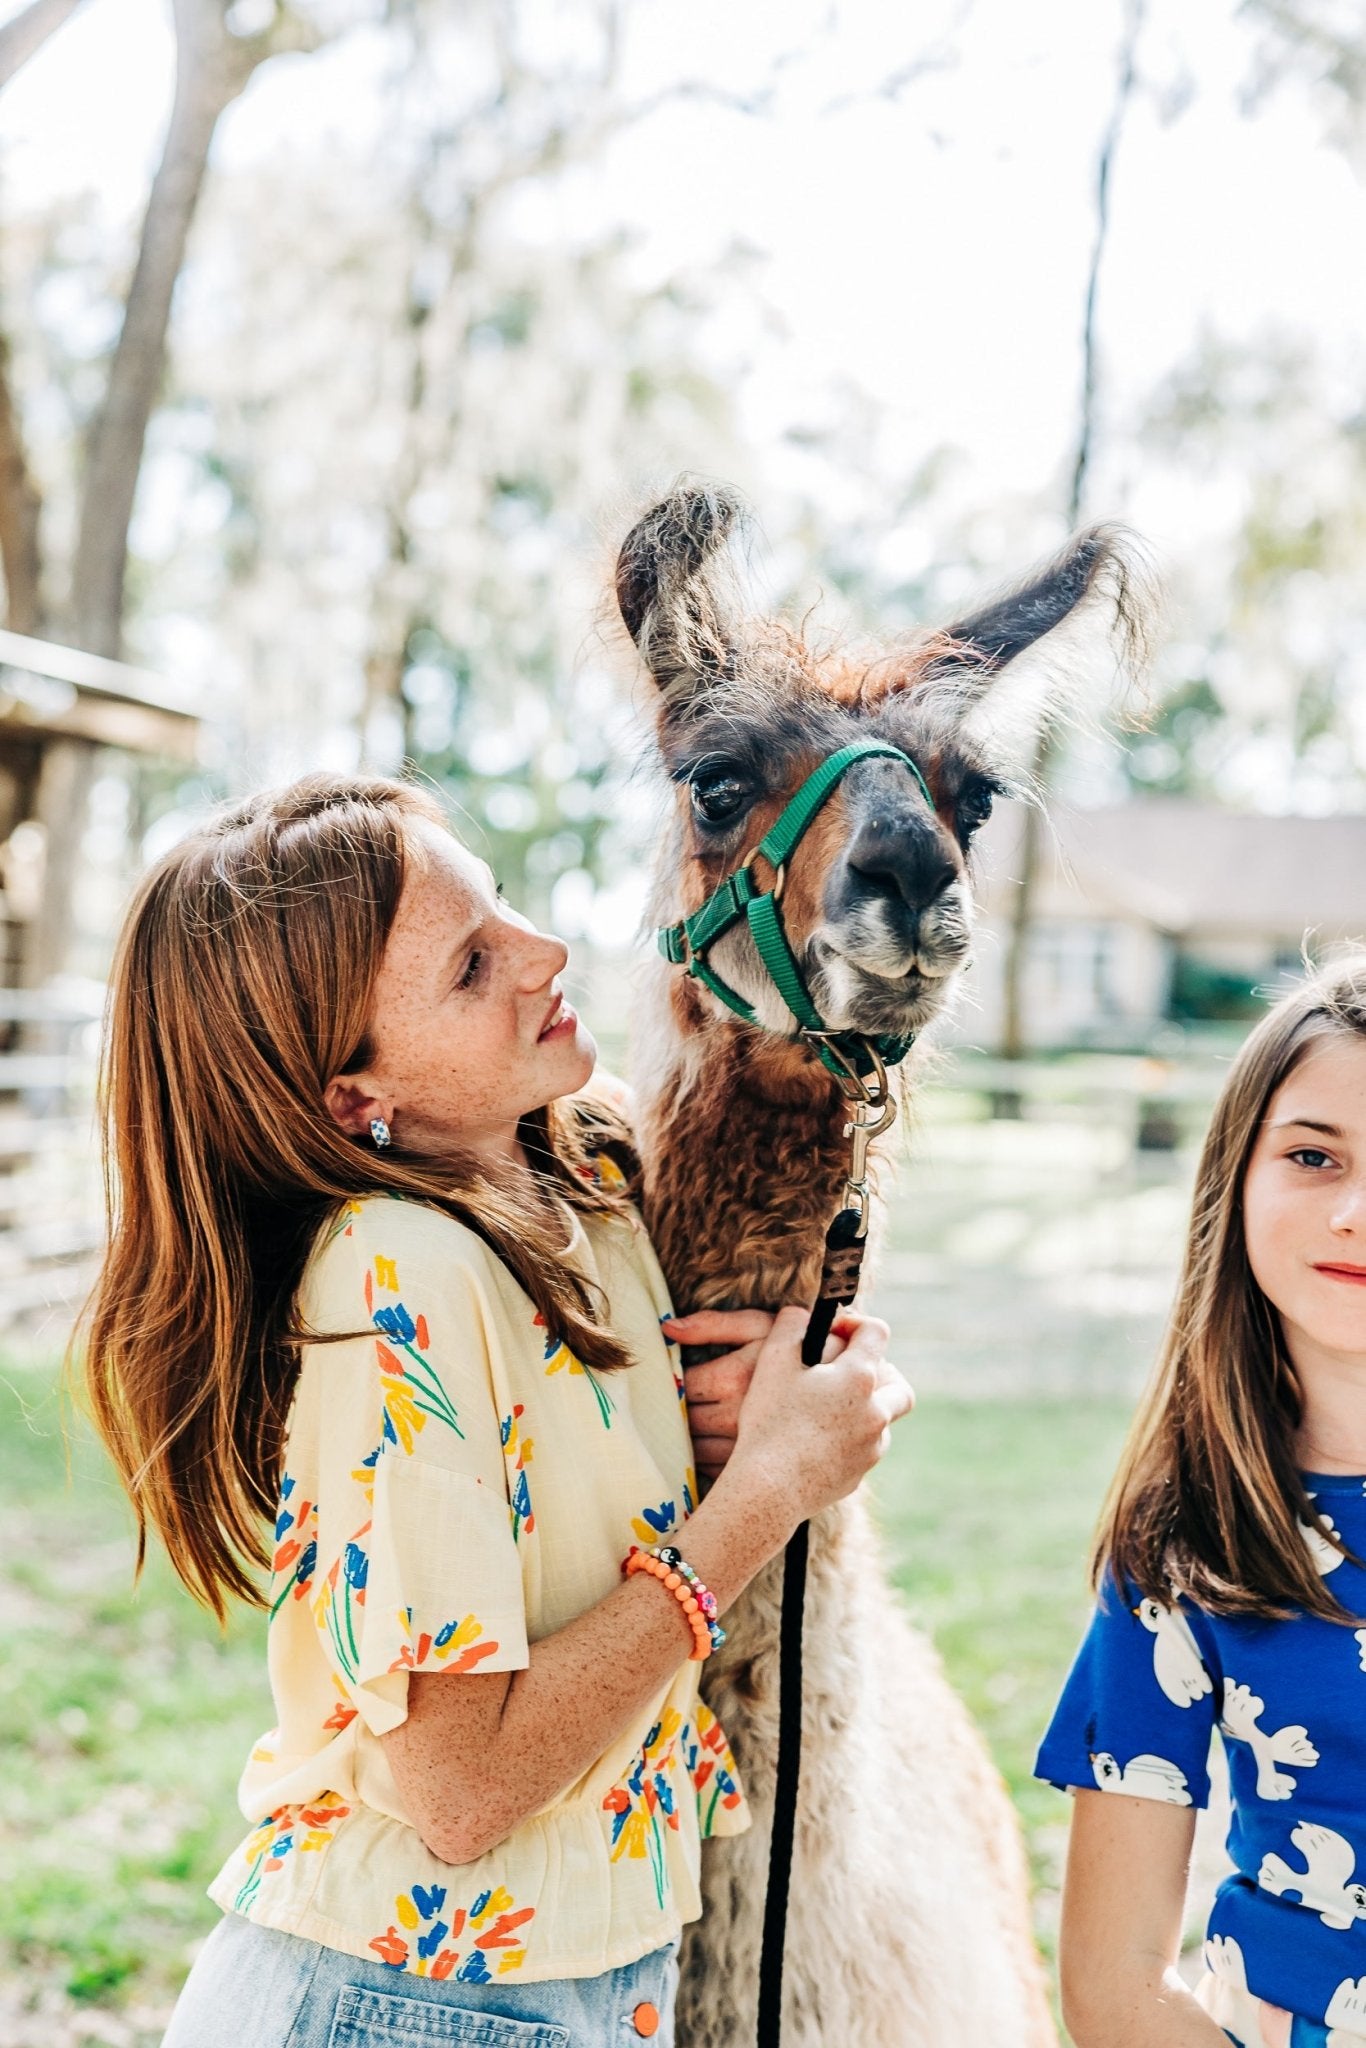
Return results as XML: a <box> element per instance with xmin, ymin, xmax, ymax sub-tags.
<box><xmin>1329</xmin><ymin>1178</ymin><xmax>1366</xmax><ymax>1233</ymax></box>
<box><xmin>519</xmin><ymin>927</ymin><xmax>569</xmax><ymax>989</ymax></box>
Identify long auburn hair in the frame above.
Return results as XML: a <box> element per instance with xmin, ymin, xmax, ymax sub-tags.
<box><xmin>1095</xmin><ymin>951</ymin><xmax>1366</xmax><ymax>1622</ymax></box>
<box><xmin>82</xmin><ymin>774</ymin><xmax>638</xmax><ymax>1622</ymax></box>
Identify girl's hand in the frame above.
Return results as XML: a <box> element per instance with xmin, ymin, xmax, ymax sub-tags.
<box><xmin>662</xmin><ymin>1309</ymin><xmax>775</xmax><ymax>1483</ymax></box>
<box><xmin>721</xmin><ymin>1305</ymin><xmax>913</xmax><ymax>1524</ymax></box>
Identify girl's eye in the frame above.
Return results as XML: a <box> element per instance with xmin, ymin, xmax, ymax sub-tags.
<box><xmin>1288</xmin><ymin>1147</ymin><xmax>1333</xmax><ymax>1170</ymax></box>
<box><xmin>457</xmin><ymin>949</ymin><xmax>484</xmax><ymax>991</ymax></box>
<box><xmin>690</xmin><ymin>773</ymin><xmax>750</xmax><ymax>825</ymax></box>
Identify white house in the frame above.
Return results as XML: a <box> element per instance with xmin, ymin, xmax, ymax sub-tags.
<box><xmin>958</xmin><ymin>798</ymin><xmax>1366</xmax><ymax>1050</ymax></box>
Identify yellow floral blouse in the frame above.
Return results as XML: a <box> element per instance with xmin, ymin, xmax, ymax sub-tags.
<box><xmin>208</xmin><ymin>1168</ymin><xmax>749</xmax><ymax>1984</ymax></box>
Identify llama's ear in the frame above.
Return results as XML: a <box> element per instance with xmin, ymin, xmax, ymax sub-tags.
<box><xmin>935</xmin><ymin>526</ymin><xmax>1155</xmax><ymax>767</ymax></box>
<box><xmin>615</xmin><ymin>481</ymin><xmax>747</xmax><ymax>707</ymax></box>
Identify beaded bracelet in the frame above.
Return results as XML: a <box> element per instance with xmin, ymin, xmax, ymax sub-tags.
<box><xmin>622</xmin><ymin>1544</ymin><xmax>726</xmax><ymax>1660</ymax></box>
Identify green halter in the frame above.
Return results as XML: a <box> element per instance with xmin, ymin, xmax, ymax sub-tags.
<box><xmin>656</xmin><ymin>738</ymin><xmax>934</xmax><ymax>1083</ymax></box>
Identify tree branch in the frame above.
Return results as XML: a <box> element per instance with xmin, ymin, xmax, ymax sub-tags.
<box><xmin>0</xmin><ymin>0</ymin><xmax>87</xmax><ymax>93</ymax></box>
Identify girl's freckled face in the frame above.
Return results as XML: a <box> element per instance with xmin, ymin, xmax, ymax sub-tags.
<box><xmin>358</xmin><ymin>821</ymin><xmax>596</xmax><ymax>1160</ymax></box>
<box><xmin>1243</xmin><ymin>1038</ymin><xmax>1366</xmax><ymax>1366</ymax></box>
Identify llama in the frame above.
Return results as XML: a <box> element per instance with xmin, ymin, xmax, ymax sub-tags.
<box><xmin>615</xmin><ymin>483</ymin><xmax>1148</xmax><ymax>2047</ymax></box>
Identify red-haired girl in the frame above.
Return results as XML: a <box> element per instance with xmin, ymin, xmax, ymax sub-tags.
<box><xmin>85</xmin><ymin>774</ymin><xmax>910</xmax><ymax>2047</ymax></box>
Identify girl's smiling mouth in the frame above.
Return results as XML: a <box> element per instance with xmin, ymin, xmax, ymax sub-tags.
<box><xmin>538</xmin><ymin>994</ymin><xmax>577</xmax><ymax>1042</ymax></box>
<box><xmin>1314</xmin><ymin>1263</ymin><xmax>1366</xmax><ymax>1286</ymax></box>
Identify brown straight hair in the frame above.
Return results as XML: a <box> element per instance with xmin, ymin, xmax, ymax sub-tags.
<box><xmin>1094</xmin><ymin>952</ymin><xmax>1366</xmax><ymax>1623</ymax></box>
<box><xmin>82</xmin><ymin>774</ymin><xmax>637</xmax><ymax>1624</ymax></box>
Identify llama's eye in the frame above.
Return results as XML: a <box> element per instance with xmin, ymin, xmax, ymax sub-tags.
<box><xmin>957</xmin><ymin>779</ymin><xmax>997</xmax><ymax>836</ymax></box>
<box><xmin>690</xmin><ymin>773</ymin><xmax>750</xmax><ymax>824</ymax></box>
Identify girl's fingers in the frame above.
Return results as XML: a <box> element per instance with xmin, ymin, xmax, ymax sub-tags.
<box><xmin>683</xmin><ymin>1343</ymin><xmax>761</xmax><ymax>1404</ymax></box>
<box><xmin>873</xmin><ymin>1371</ymin><xmax>915</xmax><ymax>1423</ymax></box>
<box><xmin>685</xmin><ymin>1404</ymin><xmax>738</xmax><ymax>1439</ymax></box>
<box><xmin>663</xmin><ymin>1309</ymin><xmax>775</xmax><ymax>1346</ymax></box>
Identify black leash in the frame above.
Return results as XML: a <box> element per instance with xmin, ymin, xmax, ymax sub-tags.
<box><xmin>754</xmin><ymin>1059</ymin><xmax>894</xmax><ymax>2048</ymax></box>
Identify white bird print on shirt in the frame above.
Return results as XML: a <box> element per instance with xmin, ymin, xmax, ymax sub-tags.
<box><xmin>1326</xmin><ymin>1977</ymin><xmax>1366</xmax><ymax>2048</ymax></box>
<box><xmin>1091</xmin><ymin>1752</ymin><xmax>1192</xmax><ymax>1805</ymax></box>
<box><xmin>1301</xmin><ymin>1495</ymin><xmax>1345</xmax><ymax>1575</ymax></box>
<box><xmin>1203</xmin><ymin>1934</ymin><xmax>1247</xmax><ymax>1988</ymax></box>
<box><xmin>1220</xmin><ymin>1680</ymin><xmax>1319</xmax><ymax>1801</ymax></box>
<box><xmin>1134</xmin><ymin>1597</ymin><xmax>1213</xmax><ymax>1707</ymax></box>
<box><xmin>1259</xmin><ymin>1823</ymin><xmax>1366</xmax><ymax>1929</ymax></box>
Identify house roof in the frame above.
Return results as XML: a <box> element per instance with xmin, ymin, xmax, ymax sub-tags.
<box><xmin>977</xmin><ymin>797</ymin><xmax>1366</xmax><ymax>942</ymax></box>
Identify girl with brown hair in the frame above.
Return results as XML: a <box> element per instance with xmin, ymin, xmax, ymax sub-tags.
<box><xmin>1036</xmin><ymin>953</ymin><xmax>1366</xmax><ymax>2048</ymax></box>
<box><xmin>85</xmin><ymin>773</ymin><xmax>912</xmax><ymax>2048</ymax></box>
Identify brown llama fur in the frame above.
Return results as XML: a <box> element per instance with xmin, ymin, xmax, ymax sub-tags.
<box><xmin>616</xmin><ymin>483</ymin><xmax>1150</xmax><ymax>2047</ymax></box>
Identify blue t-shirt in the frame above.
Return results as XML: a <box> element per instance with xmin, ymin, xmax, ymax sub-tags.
<box><xmin>1036</xmin><ymin>1473</ymin><xmax>1366</xmax><ymax>2031</ymax></box>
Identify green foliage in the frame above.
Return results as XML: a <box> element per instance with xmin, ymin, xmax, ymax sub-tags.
<box><xmin>1121</xmin><ymin>677</ymin><xmax>1227</xmax><ymax>797</ymax></box>
<box><xmin>1170</xmin><ymin>955</ymin><xmax>1266</xmax><ymax>1022</ymax></box>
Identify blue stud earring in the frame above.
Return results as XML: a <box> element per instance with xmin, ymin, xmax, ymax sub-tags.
<box><xmin>369</xmin><ymin>1116</ymin><xmax>391</xmax><ymax>1149</ymax></box>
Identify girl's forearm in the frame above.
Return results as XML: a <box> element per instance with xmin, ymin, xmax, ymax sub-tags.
<box><xmin>1066</xmin><ymin>1961</ymin><xmax>1230</xmax><ymax>2048</ymax></box>
<box><xmin>392</xmin><ymin>1456</ymin><xmax>796</xmax><ymax>1865</ymax></box>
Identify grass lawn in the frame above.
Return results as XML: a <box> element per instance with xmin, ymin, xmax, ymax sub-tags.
<box><xmin>0</xmin><ymin>1354</ymin><xmax>1131</xmax><ymax>2044</ymax></box>
<box><xmin>872</xmin><ymin>1394</ymin><xmax>1133</xmax><ymax>1958</ymax></box>
<box><xmin>0</xmin><ymin>1361</ymin><xmax>271</xmax><ymax>2045</ymax></box>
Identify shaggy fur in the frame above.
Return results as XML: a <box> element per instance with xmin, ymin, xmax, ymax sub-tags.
<box><xmin>617</xmin><ymin>483</ymin><xmax>1151</xmax><ymax>2047</ymax></box>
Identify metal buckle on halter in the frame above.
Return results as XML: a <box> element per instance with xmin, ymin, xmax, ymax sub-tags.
<box><xmin>799</xmin><ymin>1034</ymin><xmax>898</xmax><ymax>1237</ymax></box>
<box><xmin>801</xmin><ymin>1032</ymin><xmax>889</xmax><ymax>1102</ymax></box>
<box><xmin>739</xmin><ymin>843</ymin><xmax>786</xmax><ymax>903</ymax></box>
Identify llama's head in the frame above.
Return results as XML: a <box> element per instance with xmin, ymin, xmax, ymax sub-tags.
<box><xmin>617</xmin><ymin>482</ymin><xmax>1148</xmax><ymax>1050</ymax></box>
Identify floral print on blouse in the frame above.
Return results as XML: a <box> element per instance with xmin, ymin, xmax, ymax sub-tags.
<box><xmin>209</xmin><ymin>1180</ymin><xmax>749</xmax><ymax>1983</ymax></box>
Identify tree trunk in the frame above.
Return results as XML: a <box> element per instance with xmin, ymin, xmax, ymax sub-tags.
<box><xmin>69</xmin><ymin>0</ymin><xmax>315</xmax><ymax>659</ymax></box>
<box><xmin>70</xmin><ymin>7</ymin><xmax>234</xmax><ymax>657</ymax></box>
<box><xmin>0</xmin><ymin>0</ymin><xmax>86</xmax><ymax>92</ymax></box>
<box><xmin>997</xmin><ymin>0</ymin><xmax>1145</xmax><ymax>1065</ymax></box>
<box><xmin>0</xmin><ymin>331</ymin><xmax>44</xmax><ymax>633</ymax></box>
<box><xmin>20</xmin><ymin>737</ymin><xmax>97</xmax><ymax>988</ymax></box>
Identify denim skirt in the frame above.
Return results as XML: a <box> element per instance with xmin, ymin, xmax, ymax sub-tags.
<box><xmin>161</xmin><ymin>1912</ymin><xmax>680</xmax><ymax>2048</ymax></box>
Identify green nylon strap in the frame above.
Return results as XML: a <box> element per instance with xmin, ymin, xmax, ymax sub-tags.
<box><xmin>691</xmin><ymin>955</ymin><xmax>757</xmax><ymax>1024</ymax></box>
<box><xmin>755</xmin><ymin>739</ymin><xmax>932</xmax><ymax>869</ymax></box>
<box><xmin>746</xmin><ymin>890</ymin><xmax>824</xmax><ymax>1033</ymax></box>
<box><xmin>682</xmin><ymin>865</ymin><xmax>758</xmax><ymax>956</ymax></box>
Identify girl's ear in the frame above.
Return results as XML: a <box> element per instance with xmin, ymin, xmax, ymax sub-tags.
<box><xmin>323</xmin><ymin>1075</ymin><xmax>391</xmax><ymax>1137</ymax></box>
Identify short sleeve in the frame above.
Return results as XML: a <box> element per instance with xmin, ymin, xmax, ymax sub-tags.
<box><xmin>1033</xmin><ymin>1572</ymin><xmax>1219</xmax><ymax>1810</ymax></box>
<box><xmin>304</xmin><ymin>1201</ymin><xmax>531</xmax><ymax>1739</ymax></box>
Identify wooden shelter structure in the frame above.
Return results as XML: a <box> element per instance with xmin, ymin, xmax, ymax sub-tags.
<box><xmin>0</xmin><ymin>630</ymin><xmax>200</xmax><ymax>1326</ymax></box>
<box><xmin>0</xmin><ymin>626</ymin><xmax>199</xmax><ymax>987</ymax></box>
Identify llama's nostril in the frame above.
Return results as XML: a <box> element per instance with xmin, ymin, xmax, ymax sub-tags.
<box><xmin>847</xmin><ymin>843</ymin><xmax>957</xmax><ymax>914</ymax></box>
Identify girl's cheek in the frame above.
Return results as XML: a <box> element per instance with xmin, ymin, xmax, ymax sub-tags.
<box><xmin>1242</xmin><ymin>1168</ymin><xmax>1294</xmax><ymax>1307</ymax></box>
